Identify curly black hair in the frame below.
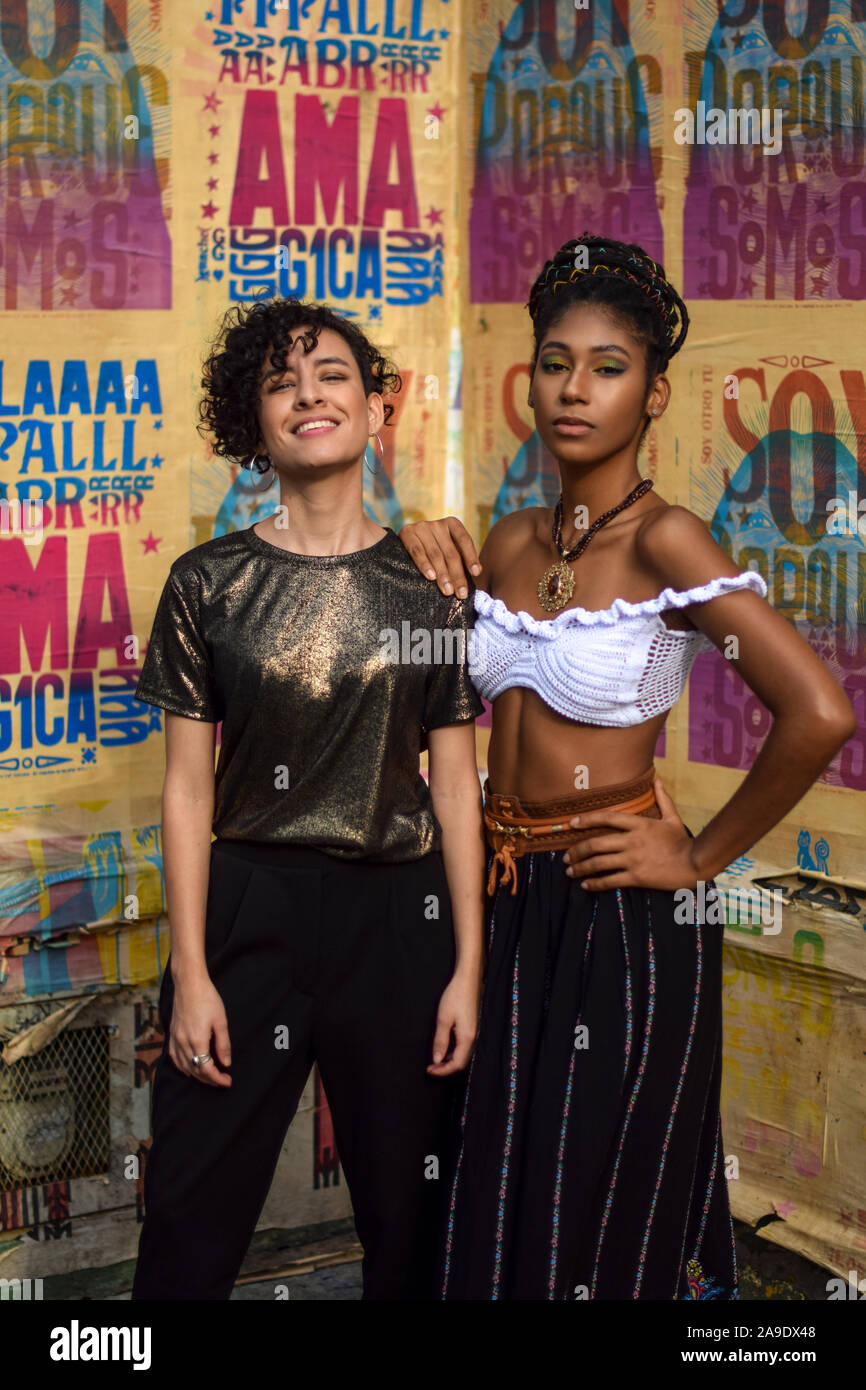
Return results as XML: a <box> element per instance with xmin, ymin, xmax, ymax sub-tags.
<box><xmin>198</xmin><ymin>299</ymin><xmax>403</xmax><ymax>461</ymax></box>
<box><xmin>526</xmin><ymin>234</ymin><xmax>689</xmax><ymax>449</ymax></box>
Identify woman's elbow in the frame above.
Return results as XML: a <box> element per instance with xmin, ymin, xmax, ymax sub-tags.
<box><xmin>429</xmin><ymin>772</ymin><xmax>483</xmax><ymax>814</ymax></box>
<box><xmin>806</xmin><ymin>695</ymin><xmax>859</xmax><ymax>751</ymax></box>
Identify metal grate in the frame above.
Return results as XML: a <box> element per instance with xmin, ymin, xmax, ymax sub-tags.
<box><xmin>0</xmin><ymin>1027</ymin><xmax>111</xmax><ymax>1191</ymax></box>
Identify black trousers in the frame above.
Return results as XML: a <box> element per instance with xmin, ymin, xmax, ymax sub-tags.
<box><xmin>132</xmin><ymin>839</ymin><xmax>459</xmax><ymax>1300</ymax></box>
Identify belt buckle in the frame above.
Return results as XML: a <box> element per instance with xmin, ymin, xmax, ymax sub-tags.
<box><xmin>489</xmin><ymin>818</ymin><xmax>532</xmax><ymax>839</ymax></box>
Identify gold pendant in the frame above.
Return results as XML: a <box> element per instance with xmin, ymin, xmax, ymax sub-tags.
<box><xmin>537</xmin><ymin>561</ymin><xmax>575</xmax><ymax>613</ymax></box>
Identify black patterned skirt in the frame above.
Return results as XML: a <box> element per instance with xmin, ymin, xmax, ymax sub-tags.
<box><xmin>438</xmin><ymin>831</ymin><xmax>739</xmax><ymax>1301</ymax></box>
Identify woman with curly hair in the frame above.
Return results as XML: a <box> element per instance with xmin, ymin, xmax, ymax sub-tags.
<box><xmin>397</xmin><ymin>234</ymin><xmax>856</xmax><ymax>1300</ymax></box>
<box><xmin>130</xmin><ymin>300</ymin><xmax>486</xmax><ymax>1301</ymax></box>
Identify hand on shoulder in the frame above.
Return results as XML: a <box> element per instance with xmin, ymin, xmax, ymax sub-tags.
<box><xmin>397</xmin><ymin>506</ymin><xmax>538</xmax><ymax>596</ymax></box>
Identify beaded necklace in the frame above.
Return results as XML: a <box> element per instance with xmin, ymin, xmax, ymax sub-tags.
<box><xmin>537</xmin><ymin>477</ymin><xmax>655</xmax><ymax>613</ymax></box>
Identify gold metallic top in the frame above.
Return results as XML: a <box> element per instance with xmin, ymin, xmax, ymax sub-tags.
<box><xmin>135</xmin><ymin>526</ymin><xmax>484</xmax><ymax>860</ymax></box>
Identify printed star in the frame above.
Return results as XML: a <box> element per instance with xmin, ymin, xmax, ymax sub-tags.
<box><xmin>63</xmin><ymin>211</ymin><xmax>79</xmax><ymax>227</ymax></box>
<box><xmin>810</xmin><ymin>273</ymin><xmax>829</xmax><ymax>296</ymax></box>
<box><xmin>839</xmin><ymin>1209</ymin><xmax>854</xmax><ymax>1229</ymax></box>
<box><xmin>207</xmin><ymin>177</ymin><xmax>219</xmax><ymax>190</ymax></box>
<box><xmin>740</xmin><ymin>273</ymin><xmax>756</xmax><ymax>295</ymax></box>
<box><xmin>426</xmin><ymin>207</ymin><xmax>443</xmax><ymax>225</ymax></box>
<box><xmin>741</xmin><ymin>188</ymin><xmax>758</xmax><ymax>213</ymax></box>
<box><xmin>208</xmin><ymin>125</ymin><xmax>220</xmax><ymax>138</ymax></box>
<box><xmin>774</xmin><ymin>1199</ymin><xmax>796</xmax><ymax>1218</ymax></box>
<box><xmin>698</xmin><ymin>282</ymin><xmax>709</xmax><ymax>293</ymax></box>
<box><xmin>368</xmin><ymin>305</ymin><xmax>382</xmax><ymax>320</ymax></box>
<box><xmin>732</xmin><ymin>30</ymin><xmax>747</xmax><ymax>50</ymax></box>
<box><xmin>207</xmin><ymin>152</ymin><xmax>219</xmax><ymax>165</ymax></box>
<box><xmin>203</xmin><ymin>92</ymin><xmax>222</xmax><ymax>112</ymax></box>
<box><xmin>201</xmin><ymin>201</ymin><xmax>218</xmax><ymax>218</ymax></box>
<box><xmin>738</xmin><ymin>508</ymin><xmax>751</xmax><ymax>526</ymax></box>
<box><xmin>439</xmin><ymin>28</ymin><xmax>450</xmax><ymax>39</ymax></box>
<box><xmin>427</xmin><ymin>102</ymin><xmax>447</xmax><ymax>121</ymax></box>
<box><xmin>150</xmin><ymin>454</ymin><xmax>164</xmax><ymax>469</ymax></box>
<box><xmin>153</xmin><ymin>419</ymin><xmax>163</xmax><ymax>430</ymax></box>
<box><xmin>814</xmin><ymin>193</ymin><xmax>831</xmax><ymax>216</ymax></box>
<box><xmin>141</xmin><ymin>532</ymin><xmax>162</xmax><ymax>554</ymax></box>
<box><xmin>60</xmin><ymin>286</ymin><xmax>80</xmax><ymax>305</ymax></box>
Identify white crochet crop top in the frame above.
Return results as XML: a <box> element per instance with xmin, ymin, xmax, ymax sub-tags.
<box><xmin>468</xmin><ymin>570</ymin><xmax>768</xmax><ymax>727</ymax></box>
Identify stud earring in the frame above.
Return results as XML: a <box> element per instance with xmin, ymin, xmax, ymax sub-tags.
<box><xmin>651</xmin><ymin>407</ymin><xmax>658</xmax><ymax>416</ymax></box>
<box><xmin>364</xmin><ymin>433</ymin><xmax>384</xmax><ymax>474</ymax></box>
<box><xmin>241</xmin><ymin>453</ymin><xmax>276</xmax><ymax>491</ymax></box>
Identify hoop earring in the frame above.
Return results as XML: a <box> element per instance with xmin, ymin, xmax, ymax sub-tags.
<box><xmin>241</xmin><ymin>453</ymin><xmax>276</xmax><ymax>492</ymax></box>
<box><xmin>364</xmin><ymin>433</ymin><xmax>384</xmax><ymax>475</ymax></box>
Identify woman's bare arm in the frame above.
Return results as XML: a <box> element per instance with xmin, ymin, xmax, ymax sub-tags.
<box><xmin>163</xmin><ymin>713</ymin><xmax>216</xmax><ymax>980</ymax></box>
<box><xmin>426</xmin><ymin>721</ymin><xmax>486</xmax><ymax>1075</ymax></box>
<box><xmin>640</xmin><ymin>508</ymin><xmax>856</xmax><ymax>879</ymax></box>
<box><xmin>565</xmin><ymin>507</ymin><xmax>857</xmax><ymax>891</ymax></box>
<box><xmin>160</xmin><ymin>713</ymin><xmax>233</xmax><ymax>1088</ymax></box>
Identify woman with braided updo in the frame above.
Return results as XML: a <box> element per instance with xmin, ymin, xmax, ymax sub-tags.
<box><xmin>398</xmin><ymin>233</ymin><xmax>856</xmax><ymax>1300</ymax></box>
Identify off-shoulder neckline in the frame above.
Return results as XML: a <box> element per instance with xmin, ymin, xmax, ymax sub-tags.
<box><xmin>473</xmin><ymin>571</ymin><xmax>767</xmax><ymax>635</ymax></box>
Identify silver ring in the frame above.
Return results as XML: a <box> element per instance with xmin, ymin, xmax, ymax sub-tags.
<box><xmin>191</xmin><ymin>1052</ymin><xmax>212</xmax><ymax>1067</ymax></box>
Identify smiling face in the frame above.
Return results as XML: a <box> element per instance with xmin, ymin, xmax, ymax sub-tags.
<box><xmin>255</xmin><ymin>325</ymin><xmax>383</xmax><ymax>473</ymax></box>
<box><xmin>530</xmin><ymin>303</ymin><xmax>668</xmax><ymax>463</ymax></box>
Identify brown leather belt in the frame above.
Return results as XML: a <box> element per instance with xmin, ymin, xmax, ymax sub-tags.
<box><xmin>483</xmin><ymin>765</ymin><xmax>660</xmax><ymax>897</ymax></box>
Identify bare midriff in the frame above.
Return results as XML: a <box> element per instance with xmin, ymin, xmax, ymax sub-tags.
<box><xmin>486</xmin><ymin>688</ymin><xmax>667</xmax><ymax>803</ymax></box>
<box><xmin>483</xmin><ymin>500</ymin><xmax>690</xmax><ymax>803</ymax></box>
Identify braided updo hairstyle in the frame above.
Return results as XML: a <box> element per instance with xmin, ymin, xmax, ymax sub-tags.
<box><xmin>526</xmin><ymin>234</ymin><xmax>689</xmax><ymax>449</ymax></box>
